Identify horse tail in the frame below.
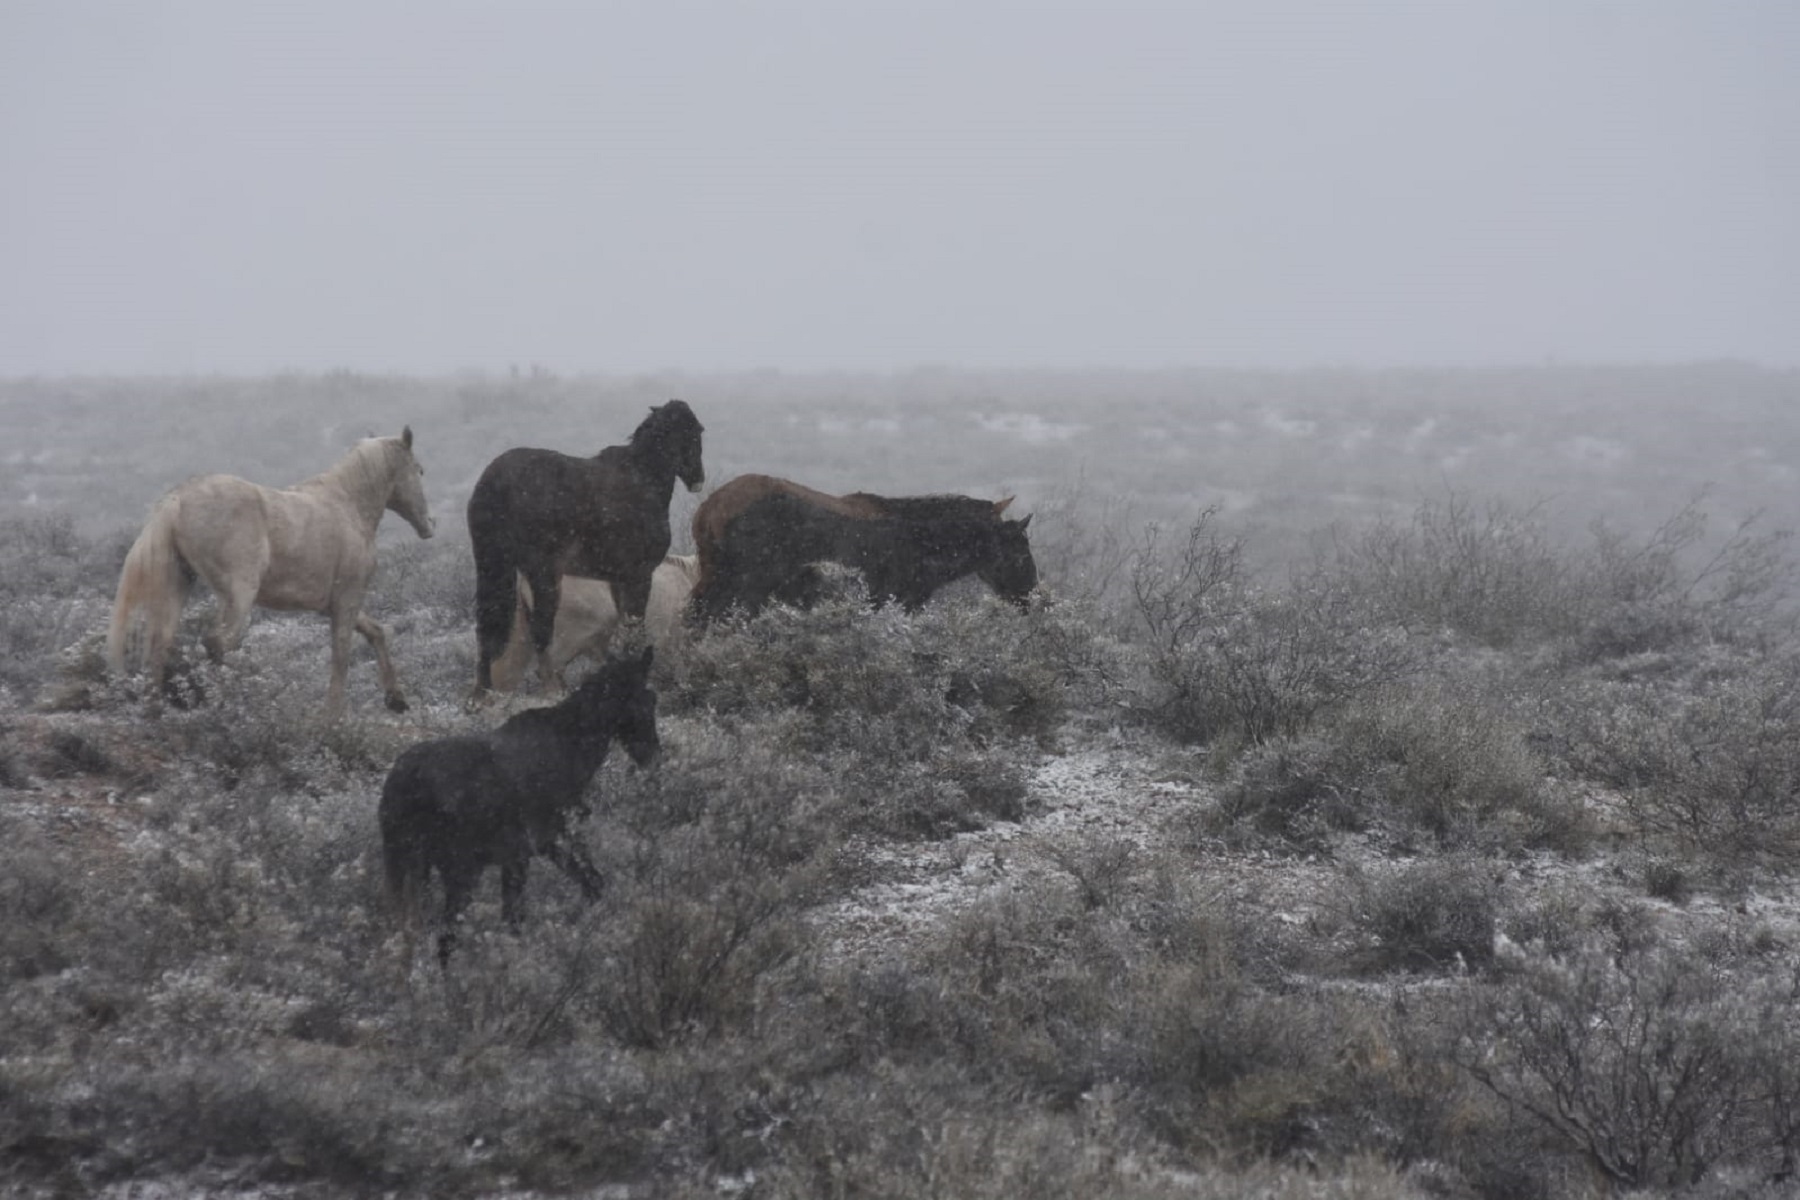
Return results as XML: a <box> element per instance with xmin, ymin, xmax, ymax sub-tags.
<box><xmin>107</xmin><ymin>494</ymin><xmax>191</xmax><ymax>677</ymax></box>
<box><xmin>467</xmin><ymin>488</ymin><xmax>521</xmax><ymax>685</ymax></box>
<box><xmin>378</xmin><ymin>764</ymin><xmax>429</xmax><ymax>951</ymax></box>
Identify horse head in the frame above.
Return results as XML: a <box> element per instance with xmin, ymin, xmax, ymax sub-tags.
<box><xmin>637</xmin><ymin>399</ymin><xmax>706</xmax><ymax>494</ymax></box>
<box><xmin>978</xmin><ymin>514</ymin><xmax>1038</xmax><ymax>609</ymax></box>
<box><xmin>575</xmin><ymin>644</ymin><xmax>661</xmax><ymax>768</ymax></box>
<box><xmin>385</xmin><ymin>426</ymin><xmax>436</xmax><ymax>539</ymax></box>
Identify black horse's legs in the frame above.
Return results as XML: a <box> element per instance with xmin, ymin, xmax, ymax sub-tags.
<box><xmin>437</xmin><ymin>867</ymin><xmax>478</xmax><ymax>968</ymax></box>
<box><xmin>522</xmin><ymin>567</ymin><xmax>564</xmax><ymax>689</ymax></box>
<box><xmin>470</xmin><ymin>533</ymin><xmax>521</xmax><ymax>696</ymax></box>
<box><xmin>611</xmin><ymin>572</ymin><xmax>654</xmax><ymax>621</ymax></box>
<box><xmin>544</xmin><ymin>837</ymin><xmax>606</xmax><ymax>901</ymax></box>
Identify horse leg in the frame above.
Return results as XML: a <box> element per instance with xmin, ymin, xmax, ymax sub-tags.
<box><xmin>203</xmin><ymin>571</ymin><xmax>261</xmax><ymax>664</ymax></box>
<box><xmin>438</xmin><ymin>866</ymin><xmax>478</xmax><ymax>969</ymax></box>
<box><xmin>544</xmin><ymin>836</ymin><xmax>606</xmax><ymax>902</ymax></box>
<box><xmin>470</xmin><ymin>535</ymin><xmax>524</xmax><ymax>700</ymax></box>
<box><xmin>322</xmin><ymin>606</ymin><xmax>359</xmax><ymax>720</ymax></box>
<box><xmin>355</xmin><ymin>612</ymin><xmax>408</xmax><ymax>712</ymax></box>
<box><xmin>522</xmin><ymin>567</ymin><xmax>565</xmax><ymax>691</ymax></box>
<box><xmin>606</xmin><ymin>574</ymin><xmax>654</xmax><ymax>651</ymax></box>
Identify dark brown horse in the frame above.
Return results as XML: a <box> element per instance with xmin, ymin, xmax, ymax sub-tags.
<box><xmin>466</xmin><ymin>400</ymin><xmax>703</xmax><ymax>700</ymax></box>
<box><xmin>689</xmin><ymin>473</ymin><xmax>1036</xmax><ymax>623</ymax></box>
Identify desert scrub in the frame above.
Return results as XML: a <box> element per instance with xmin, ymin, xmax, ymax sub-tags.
<box><xmin>0</xmin><ymin>513</ymin><xmax>120</xmax><ymax>696</ymax></box>
<box><xmin>1129</xmin><ymin>511</ymin><xmax>1417</xmax><ymax>746</ymax></box>
<box><xmin>1460</xmin><ymin>937</ymin><xmax>1800</xmax><ymax>1190</ymax></box>
<box><xmin>1329</xmin><ymin>491</ymin><xmax>1576</xmax><ymax>646</ymax></box>
<box><xmin>1343</xmin><ymin>857</ymin><xmax>1500</xmax><ymax>975</ymax></box>
<box><xmin>1569</xmin><ymin>496</ymin><xmax>1795</xmax><ymax>659</ymax></box>
<box><xmin>1549</xmin><ymin>649</ymin><xmax>1800</xmax><ymax>862</ymax></box>
<box><xmin>663</xmin><ymin>591</ymin><xmax>1066</xmax><ymax>838</ymax></box>
<box><xmin>580</xmin><ymin>719</ymin><xmax>842</xmax><ymax>1047</ymax></box>
<box><xmin>1211</xmin><ymin>681</ymin><xmax>1578</xmax><ymax>856</ymax></box>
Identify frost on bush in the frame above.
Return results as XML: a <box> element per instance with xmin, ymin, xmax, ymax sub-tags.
<box><xmin>1214</xmin><ymin>684</ymin><xmax>1571</xmax><ymax>855</ymax></box>
<box><xmin>1130</xmin><ymin>512</ymin><xmax>1417</xmax><ymax>747</ymax></box>
<box><xmin>1335</xmin><ymin>492</ymin><xmax>1575</xmax><ymax>646</ymax></box>
<box><xmin>1462</xmin><ymin>940</ymin><xmax>1800</xmax><ymax>1189</ymax></box>
<box><xmin>1347</xmin><ymin>858</ymin><xmax>1499</xmax><ymax>975</ymax></box>
<box><xmin>663</xmin><ymin>590</ymin><xmax>1074</xmax><ymax>837</ymax></box>
<box><xmin>1552</xmin><ymin>654</ymin><xmax>1800</xmax><ymax>860</ymax></box>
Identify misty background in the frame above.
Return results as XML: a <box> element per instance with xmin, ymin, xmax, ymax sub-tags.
<box><xmin>4</xmin><ymin>1</ymin><xmax>1797</xmax><ymax>376</ymax></box>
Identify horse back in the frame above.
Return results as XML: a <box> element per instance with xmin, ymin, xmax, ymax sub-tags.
<box><xmin>694</xmin><ymin>475</ymin><xmax>882</xmax><ymax>550</ymax></box>
<box><xmin>471</xmin><ymin>446</ymin><xmax>672</xmax><ymax>575</ymax></box>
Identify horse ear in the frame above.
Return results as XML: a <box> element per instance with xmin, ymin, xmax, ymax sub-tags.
<box><xmin>401</xmin><ymin>425</ymin><xmax>414</xmax><ymax>449</ymax></box>
<box><xmin>994</xmin><ymin>497</ymin><xmax>1014</xmax><ymax>516</ymax></box>
<box><xmin>1017</xmin><ymin>513</ymin><xmax>1032</xmax><ymax>530</ymax></box>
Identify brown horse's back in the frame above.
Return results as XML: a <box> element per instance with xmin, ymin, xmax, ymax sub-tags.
<box><xmin>691</xmin><ymin>474</ymin><xmax>890</xmax><ymax>602</ymax></box>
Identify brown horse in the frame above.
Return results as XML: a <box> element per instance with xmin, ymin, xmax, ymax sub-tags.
<box><xmin>106</xmin><ymin>428</ymin><xmax>435</xmax><ymax>719</ymax></box>
<box><xmin>466</xmin><ymin>400</ymin><xmax>704</xmax><ymax>702</ymax></box>
<box><xmin>689</xmin><ymin>473</ymin><xmax>1036</xmax><ymax>623</ymax></box>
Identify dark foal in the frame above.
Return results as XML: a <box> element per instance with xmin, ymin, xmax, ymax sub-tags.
<box><xmin>379</xmin><ymin>647</ymin><xmax>659</xmax><ymax>966</ymax></box>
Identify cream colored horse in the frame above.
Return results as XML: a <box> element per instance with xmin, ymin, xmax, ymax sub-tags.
<box><xmin>107</xmin><ymin>428</ymin><xmax>435</xmax><ymax>718</ymax></box>
<box><xmin>490</xmin><ymin>554</ymin><xmax>698</xmax><ymax>692</ymax></box>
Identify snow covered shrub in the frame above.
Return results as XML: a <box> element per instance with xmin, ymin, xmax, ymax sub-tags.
<box><xmin>0</xmin><ymin>814</ymin><xmax>80</xmax><ymax>981</ymax></box>
<box><xmin>666</xmin><ymin>590</ymin><xmax>1068</xmax><ymax>837</ymax></box>
<box><xmin>0</xmin><ymin>513</ymin><xmax>118</xmax><ymax>696</ymax></box>
<box><xmin>1345</xmin><ymin>858</ymin><xmax>1499</xmax><ymax>975</ymax></box>
<box><xmin>1331</xmin><ymin>492</ymin><xmax>1575</xmax><ymax>646</ymax></box>
<box><xmin>1460</xmin><ymin>939</ymin><xmax>1800</xmax><ymax>1190</ymax></box>
<box><xmin>1323</xmin><ymin>684</ymin><xmax>1574</xmax><ymax>852</ymax></box>
<box><xmin>1130</xmin><ymin>512</ymin><xmax>1416</xmax><ymax>746</ymax></box>
<box><xmin>1552</xmin><ymin>651</ymin><xmax>1800</xmax><ymax>861</ymax></box>
<box><xmin>1215</xmin><ymin>683</ymin><xmax>1575</xmax><ymax>855</ymax></box>
<box><xmin>1207</xmin><ymin>733</ymin><xmax>1365</xmax><ymax>852</ymax></box>
<box><xmin>584</xmin><ymin>721</ymin><xmax>839</xmax><ymax>1047</ymax></box>
<box><xmin>1570</xmin><ymin>499</ymin><xmax>1794</xmax><ymax>660</ymax></box>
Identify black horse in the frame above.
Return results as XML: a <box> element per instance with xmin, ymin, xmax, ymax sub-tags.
<box><xmin>379</xmin><ymin>647</ymin><xmax>659</xmax><ymax>966</ymax></box>
<box><xmin>691</xmin><ymin>488</ymin><xmax>1037</xmax><ymax>623</ymax></box>
<box><xmin>467</xmin><ymin>399</ymin><xmax>704</xmax><ymax>700</ymax></box>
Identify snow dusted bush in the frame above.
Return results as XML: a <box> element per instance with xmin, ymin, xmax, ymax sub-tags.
<box><xmin>1550</xmin><ymin>649</ymin><xmax>1800</xmax><ymax>863</ymax></box>
<box><xmin>1130</xmin><ymin>509</ymin><xmax>1417</xmax><ymax>747</ymax></box>
<box><xmin>1461</xmin><ymin>936</ymin><xmax>1800</xmax><ymax>1190</ymax></box>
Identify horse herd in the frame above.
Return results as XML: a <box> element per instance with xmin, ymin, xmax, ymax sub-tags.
<box><xmin>104</xmin><ymin>400</ymin><xmax>1040</xmax><ymax>965</ymax></box>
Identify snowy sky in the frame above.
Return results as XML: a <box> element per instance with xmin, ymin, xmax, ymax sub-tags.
<box><xmin>3</xmin><ymin>1</ymin><xmax>1796</xmax><ymax>374</ymax></box>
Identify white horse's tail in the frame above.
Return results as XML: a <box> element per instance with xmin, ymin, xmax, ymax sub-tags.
<box><xmin>107</xmin><ymin>496</ymin><xmax>190</xmax><ymax>677</ymax></box>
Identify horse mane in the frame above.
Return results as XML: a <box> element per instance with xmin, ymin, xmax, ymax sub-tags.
<box><xmin>630</xmin><ymin>399</ymin><xmax>703</xmax><ymax>453</ymax></box>
<box><xmin>845</xmin><ymin>493</ymin><xmax>1010</xmax><ymax>523</ymax></box>
<box><xmin>298</xmin><ymin>435</ymin><xmax>400</xmax><ymax>499</ymax></box>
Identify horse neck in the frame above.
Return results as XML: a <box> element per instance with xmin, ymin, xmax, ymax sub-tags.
<box><xmin>546</xmin><ymin>695</ymin><xmax>625</xmax><ymax>769</ymax></box>
<box><xmin>305</xmin><ymin>442</ymin><xmax>398</xmax><ymax>534</ymax></box>
<box><xmin>623</xmin><ymin>427</ymin><xmax>686</xmax><ymax>493</ymax></box>
<box><xmin>914</xmin><ymin>521</ymin><xmax>995</xmax><ymax>581</ymax></box>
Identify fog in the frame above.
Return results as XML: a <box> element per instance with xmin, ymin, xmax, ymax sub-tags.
<box><xmin>4</xmin><ymin>1</ymin><xmax>1796</xmax><ymax>375</ymax></box>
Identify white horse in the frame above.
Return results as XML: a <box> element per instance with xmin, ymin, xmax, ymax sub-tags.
<box><xmin>107</xmin><ymin>428</ymin><xmax>435</xmax><ymax>718</ymax></box>
<box><xmin>489</xmin><ymin>554</ymin><xmax>698</xmax><ymax>693</ymax></box>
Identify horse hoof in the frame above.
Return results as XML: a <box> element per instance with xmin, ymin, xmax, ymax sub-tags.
<box><xmin>386</xmin><ymin>692</ymin><xmax>410</xmax><ymax>714</ymax></box>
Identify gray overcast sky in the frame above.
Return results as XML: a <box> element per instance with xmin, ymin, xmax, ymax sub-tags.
<box><xmin>3</xmin><ymin>1</ymin><xmax>1796</xmax><ymax>374</ymax></box>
